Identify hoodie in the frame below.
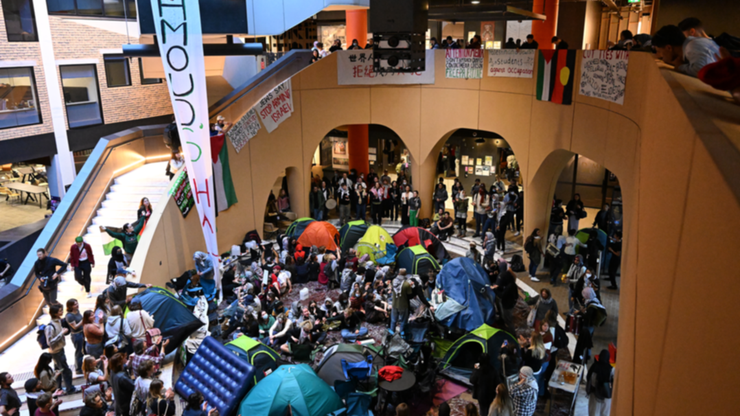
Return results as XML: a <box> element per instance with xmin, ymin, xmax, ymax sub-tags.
<box><xmin>105</xmin><ymin>276</ymin><xmax>147</xmax><ymax>308</ymax></box>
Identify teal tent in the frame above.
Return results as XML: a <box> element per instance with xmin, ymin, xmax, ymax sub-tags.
<box><xmin>396</xmin><ymin>245</ymin><xmax>440</xmax><ymax>275</ymax></box>
<box><xmin>286</xmin><ymin>218</ymin><xmax>315</xmax><ymax>239</ymax></box>
<box><xmin>226</xmin><ymin>336</ymin><xmax>283</xmax><ymax>387</ymax></box>
<box><xmin>338</xmin><ymin>220</ymin><xmax>369</xmax><ymax>253</ymax></box>
<box><xmin>238</xmin><ymin>364</ymin><xmax>343</xmax><ymax>416</ymax></box>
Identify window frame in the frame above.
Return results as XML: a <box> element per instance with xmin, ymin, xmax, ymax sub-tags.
<box><xmin>46</xmin><ymin>0</ymin><xmax>137</xmax><ymax>19</ymax></box>
<box><xmin>0</xmin><ymin>66</ymin><xmax>43</xmax><ymax>131</ymax></box>
<box><xmin>2</xmin><ymin>0</ymin><xmax>39</xmax><ymax>42</ymax></box>
<box><xmin>138</xmin><ymin>58</ymin><xmax>162</xmax><ymax>85</ymax></box>
<box><xmin>59</xmin><ymin>63</ymin><xmax>105</xmax><ymax>129</ymax></box>
<box><xmin>103</xmin><ymin>55</ymin><xmax>132</xmax><ymax>88</ymax></box>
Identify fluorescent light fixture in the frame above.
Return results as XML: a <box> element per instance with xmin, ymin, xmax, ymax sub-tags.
<box><xmin>472</xmin><ymin>1</ymin><xmax>480</xmax><ymax>4</ymax></box>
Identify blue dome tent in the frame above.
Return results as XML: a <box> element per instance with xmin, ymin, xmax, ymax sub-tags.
<box><xmin>434</xmin><ymin>258</ymin><xmax>496</xmax><ymax>332</ymax></box>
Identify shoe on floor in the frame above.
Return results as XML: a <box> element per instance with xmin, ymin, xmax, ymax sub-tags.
<box><xmin>531</xmin><ymin>276</ymin><xmax>541</xmax><ymax>282</ymax></box>
<box><xmin>607</xmin><ymin>285</ymin><xmax>619</xmax><ymax>290</ymax></box>
<box><xmin>86</xmin><ymin>293</ymin><xmax>92</xmax><ymax>298</ymax></box>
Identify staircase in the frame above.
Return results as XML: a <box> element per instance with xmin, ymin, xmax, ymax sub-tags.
<box><xmin>1</xmin><ymin>162</ymin><xmax>170</xmax><ymax>416</ymax></box>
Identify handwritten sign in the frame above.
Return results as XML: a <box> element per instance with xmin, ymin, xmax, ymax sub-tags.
<box><xmin>445</xmin><ymin>49</ymin><xmax>483</xmax><ymax>79</ymax></box>
<box><xmin>257</xmin><ymin>80</ymin><xmax>294</xmax><ymax>133</ymax></box>
<box><xmin>579</xmin><ymin>50</ymin><xmax>629</xmax><ymax>105</ymax></box>
<box><xmin>487</xmin><ymin>50</ymin><xmax>535</xmax><ymax>78</ymax></box>
<box><xmin>337</xmin><ymin>50</ymin><xmax>435</xmax><ymax>85</ymax></box>
<box><xmin>170</xmin><ymin>169</ymin><xmax>194</xmax><ymax>218</ymax></box>
<box><xmin>227</xmin><ymin>108</ymin><xmax>261</xmax><ymax>153</ymax></box>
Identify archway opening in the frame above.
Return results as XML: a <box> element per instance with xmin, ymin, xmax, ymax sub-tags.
<box><xmin>309</xmin><ymin>124</ymin><xmax>411</xmax><ymax>226</ymax></box>
<box><xmin>430</xmin><ymin>129</ymin><xmax>523</xmax><ymax>254</ymax></box>
<box><xmin>263</xmin><ymin>167</ymin><xmax>300</xmax><ymax>237</ymax></box>
<box><xmin>543</xmin><ymin>153</ymin><xmax>622</xmax><ymax>364</ymax></box>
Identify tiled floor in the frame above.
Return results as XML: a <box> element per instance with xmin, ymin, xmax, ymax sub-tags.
<box><xmin>0</xmin><ymin>198</ymin><xmax>49</xmax><ymax>233</ymax></box>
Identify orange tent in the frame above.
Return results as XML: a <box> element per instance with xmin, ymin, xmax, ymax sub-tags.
<box><xmin>297</xmin><ymin>221</ymin><xmax>340</xmax><ymax>251</ymax></box>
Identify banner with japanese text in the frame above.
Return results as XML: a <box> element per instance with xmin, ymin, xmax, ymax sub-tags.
<box><xmin>337</xmin><ymin>50</ymin><xmax>436</xmax><ymax>85</ymax></box>
<box><xmin>256</xmin><ymin>79</ymin><xmax>294</xmax><ymax>133</ymax></box>
<box><xmin>445</xmin><ymin>49</ymin><xmax>484</xmax><ymax>79</ymax></box>
<box><xmin>150</xmin><ymin>0</ymin><xmax>221</xmax><ymax>287</ymax></box>
<box><xmin>579</xmin><ymin>50</ymin><xmax>629</xmax><ymax>105</ymax></box>
<box><xmin>487</xmin><ymin>50</ymin><xmax>536</xmax><ymax>78</ymax></box>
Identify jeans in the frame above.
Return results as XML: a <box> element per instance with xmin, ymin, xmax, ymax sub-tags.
<box><xmin>86</xmin><ymin>342</ymin><xmax>103</xmax><ymax>359</ymax></box>
<box><xmin>42</xmin><ymin>289</ymin><xmax>57</xmax><ymax>307</ymax></box>
<box><xmin>356</xmin><ymin>204</ymin><xmax>367</xmax><ymax>220</ymax></box>
<box><xmin>474</xmin><ymin>213</ymin><xmax>485</xmax><ymax>235</ymax></box>
<box><xmin>537</xmin><ymin>360</ymin><xmax>550</xmax><ymax>396</ymax></box>
<box><xmin>389</xmin><ymin>308</ymin><xmax>409</xmax><ymax>335</ymax></box>
<box><xmin>529</xmin><ymin>257</ymin><xmax>539</xmax><ymax>277</ymax></box>
<box><xmin>409</xmin><ymin>210</ymin><xmax>418</xmax><ymax>226</ymax></box>
<box><xmin>482</xmin><ymin>217</ymin><xmax>496</xmax><ymax>236</ymax></box>
<box><xmin>341</xmin><ymin>327</ymin><xmax>368</xmax><ymax>342</ymax></box>
<box><xmin>434</xmin><ymin>201</ymin><xmax>445</xmax><ymax>213</ymax></box>
<box><xmin>71</xmin><ymin>332</ymin><xmax>85</xmax><ymax>372</ymax></box>
<box><xmin>74</xmin><ymin>260</ymin><xmax>92</xmax><ymax>293</ymax></box>
<box><xmin>313</xmin><ymin>209</ymin><xmax>323</xmax><ymax>220</ymax></box>
<box><xmin>51</xmin><ymin>350</ymin><xmax>75</xmax><ymax>393</ymax></box>
<box><xmin>339</xmin><ymin>204</ymin><xmax>350</xmax><ymax>225</ymax></box>
<box><xmin>371</xmin><ymin>204</ymin><xmax>382</xmax><ymax>224</ymax></box>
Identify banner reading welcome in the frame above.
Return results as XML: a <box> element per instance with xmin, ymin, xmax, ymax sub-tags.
<box><xmin>150</xmin><ymin>0</ymin><xmax>221</xmax><ymax>287</ymax></box>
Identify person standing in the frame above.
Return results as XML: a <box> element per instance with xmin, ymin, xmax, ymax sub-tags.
<box><xmin>390</xmin><ymin>270</ymin><xmax>413</xmax><ymax>335</ymax></box>
<box><xmin>309</xmin><ymin>185</ymin><xmax>326</xmax><ymax>220</ymax></box>
<box><xmin>65</xmin><ymin>299</ymin><xmax>85</xmax><ymax>374</ymax></box>
<box><xmin>45</xmin><ymin>304</ymin><xmax>76</xmax><ymax>395</ymax></box>
<box><xmin>400</xmin><ymin>185</ymin><xmax>412</xmax><ymax>225</ymax></box>
<box><xmin>472</xmin><ymin>187</ymin><xmax>490</xmax><ymax>238</ymax></box>
<box><xmin>433</xmin><ymin>183</ymin><xmax>448</xmax><ymax>214</ymax></box>
<box><xmin>509</xmin><ymin>367</ymin><xmax>538</xmax><ymax>416</ymax></box>
<box><xmin>100</xmin><ymin>219</ymin><xmax>145</xmax><ymax>264</ymax></box>
<box><xmin>69</xmin><ymin>237</ymin><xmax>95</xmax><ymax>298</ymax></box>
<box><xmin>470</xmin><ymin>353</ymin><xmax>500</xmax><ymax>416</ymax></box>
<box><xmin>566</xmin><ymin>194</ymin><xmax>584</xmax><ymax>233</ymax></box>
<box><xmin>370</xmin><ymin>183</ymin><xmax>384</xmax><ymax>225</ymax></box>
<box><xmin>519</xmin><ymin>34</ymin><xmax>539</xmax><ymax>50</ymax></box>
<box><xmin>524</xmin><ymin>229</ymin><xmax>544</xmax><ymax>282</ymax></box>
<box><xmin>454</xmin><ymin>191</ymin><xmax>469</xmax><ymax>238</ymax></box>
<box><xmin>137</xmin><ymin>198</ymin><xmax>152</xmax><ymax>221</ymax></box>
<box><xmin>586</xmin><ymin>350</ymin><xmax>613</xmax><ymax>416</ymax></box>
<box><xmin>0</xmin><ymin>258</ymin><xmax>13</xmax><ymax>286</ymax></box>
<box><xmin>34</xmin><ymin>249</ymin><xmax>67</xmax><ymax>306</ymax></box>
<box><xmin>110</xmin><ymin>353</ymin><xmax>135</xmax><ymax>416</ymax></box>
<box><xmin>408</xmin><ymin>191</ymin><xmax>421</xmax><ymax>227</ymax></box>
<box><xmin>489</xmin><ymin>383</ymin><xmax>514</xmax><ymax>416</ymax></box>
<box><xmin>337</xmin><ymin>183</ymin><xmax>351</xmax><ymax>226</ymax></box>
<box><xmin>0</xmin><ymin>373</ymin><xmax>21</xmax><ymax>416</ymax></box>
<box><xmin>592</xmin><ymin>203</ymin><xmax>613</xmax><ymax>235</ymax></box>
<box><xmin>82</xmin><ymin>310</ymin><xmax>105</xmax><ymax>359</ymax></box>
<box><xmin>549</xmin><ymin>200</ymin><xmax>565</xmax><ymax>237</ymax></box>
<box><xmin>606</xmin><ymin>232</ymin><xmax>622</xmax><ymax>290</ymax></box>
<box><xmin>495</xmin><ymin>202</ymin><xmax>509</xmax><ymax>253</ymax></box>
<box><xmin>320</xmin><ymin>181</ymin><xmax>333</xmax><ymax>220</ymax></box>
<box><xmin>355</xmin><ymin>183</ymin><xmax>368</xmax><ymax>220</ymax></box>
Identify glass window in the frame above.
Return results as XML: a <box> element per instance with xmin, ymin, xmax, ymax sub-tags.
<box><xmin>104</xmin><ymin>56</ymin><xmax>131</xmax><ymax>87</ymax></box>
<box><xmin>0</xmin><ymin>67</ymin><xmax>42</xmax><ymax>129</ymax></box>
<box><xmin>3</xmin><ymin>0</ymin><xmax>38</xmax><ymax>41</ymax></box>
<box><xmin>60</xmin><ymin>65</ymin><xmax>103</xmax><ymax>128</ymax></box>
<box><xmin>138</xmin><ymin>58</ymin><xmax>162</xmax><ymax>85</ymax></box>
<box><xmin>46</xmin><ymin>0</ymin><xmax>136</xmax><ymax>18</ymax></box>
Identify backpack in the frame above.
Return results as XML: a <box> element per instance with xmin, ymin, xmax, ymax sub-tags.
<box><xmin>420</xmin><ymin>218</ymin><xmax>431</xmax><ymax>229</ymax></box>
<box><xmin>524</xmin><ymin>238</ymin><xmax>533</xmax><ymax>254</ymax></box>
<box><xmin>510</xmin><ymin>255</ymin><xmax>525</xmax><ymax>272</ymax></box>
<box><xmin>37</xmin><ymin>325</ymin><xmax>49</xmax><ymax>350</ymax></box>
<box><xmin>714</xmin><ymin>32</ymin><xmax>740</xmax><ymax>57</ymax></box>
<box><xmin>553</xmin><ymin>324</ymin><xmax>569</xmax><ymax>349</ymax></box>
<box><xmin>589</xmin><ymin>304</ymin><xmax>608</xmax><ymax>327</ymax></box>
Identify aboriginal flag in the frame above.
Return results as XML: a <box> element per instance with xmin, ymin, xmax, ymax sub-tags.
<box><xmin>536</xmin><ymin>50</ymin><xmax>577</xmax><ymax>105</ymax></box>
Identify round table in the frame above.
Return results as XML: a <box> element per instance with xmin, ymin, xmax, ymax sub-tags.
<box><xmin>378</xmin><ymin>369</ymin><xmax>416</xmax><ymax>392</ymax></box>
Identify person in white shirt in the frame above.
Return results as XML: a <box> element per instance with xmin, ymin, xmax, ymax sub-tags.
<box><xmin>562</xmin><ymin>228</ymin><xmax>586</xmax><ymax>269</ymax></box>
<box><xmin>653</xmin><ymin>24</ymin><xmax>718</xmax><ymax>78</ymax></box>
<box><xmin>126</xmin><ymin>299</ymin><xmax>155</xmax><ymax>343</ymax></box>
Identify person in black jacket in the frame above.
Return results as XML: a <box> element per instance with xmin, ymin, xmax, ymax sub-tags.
<box><xmin>566</xmin><ymin>194</ymin><xmax>584</xmax><ymax>232</ymax></box>
<box><xmin>549</xmin><ymin>199</ymin><xmax>566</xmax><ymax>237</ymax></box>
<box><xmin>328</xmin><ymin>308</ymin><xmax>367</xmax><ymax>342</ymax></box>
<box><xmin>586</xmin><ymin>349</ymin><xmax>613</xmax><ymax>415</ymax></box>
<box><xmin>34</xmin><ymin>248</ymin><xmax>67</xmax><ymax>306</ymax></box>
<box><xmin>110</xmin><ymin>354</ymin><xmax>134</xmax><ymax>416</ymax></box>
<box><xmin>470</xmin><ymin>353</ymin><xmax>500</xmax><ymax>416</ymax></box>
<box><xmin>80</xmin><ymin>390</ymin><xmax>112</xmax><ymax>416</ymax></box>
<box><xmin>592</xmin><ymin>203</ymin><xmax>613</xmax><ymax>235</ymax></box>
<box><xmin>491</xmin><ymin>260</ymin><xmax>518</xmax><ymax>332</ymax></box>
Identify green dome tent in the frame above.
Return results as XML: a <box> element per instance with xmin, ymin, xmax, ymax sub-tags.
<box><xmin>286</xmin><ymin>217</ymin><xmax>315</xmax><ymax>239</ymax></box>
<box><xmin>226</xmin><ymin>336</ymin><xmax>283</xmax><ymax>387</ymax></box>
<box><xmin>396</xmin><ymin>245</ymin><xmax>440</xmax><ymax>276</ymax></box>
<box><xmin>438</xmin><ymin>324</ymin><xmax>517</xmax><ymax>386</ymax></box>
<box><xmin>355</xmin><ymin>225</ymin><xmax>394</xmax><ymax>263</ymax></box>
<box><xmin>338</xmin><ymin>220</ymin><xmax>370</xmax><ymax>253</ymax></box>
<box><xmin>238</xmin><ymin>364</ymin><xmax>343</xmax><ymax>416</ymax></box>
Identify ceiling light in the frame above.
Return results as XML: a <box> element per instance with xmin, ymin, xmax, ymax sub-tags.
<box><xmin>475</xmin><ymin>137</ymin><xmax>485</xmax><ymax>143</ymax></box>
<box><xmin>471</xmin><ymin>1</ymin><xmax>481</xmax><ymax>4</ymax></box>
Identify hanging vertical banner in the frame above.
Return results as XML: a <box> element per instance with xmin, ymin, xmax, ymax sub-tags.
<box><xmin>445</xmin><ymin>49</ymin><xmax>484</xmax><ymax>79</ymax></box>
<box><xmin>256</xmin><ymin>79</ymin><xmax>294</xmax><ymax>133</ymax></box>
<box><xmin>536</xmin><ymin>50</ymin><xmax>577</xmax><ymax>105</ymax></box>
<box><xmin>579</xmin><ymin>50</ymin><xmax>629</xmax><ymax>105</ymax></box>
<box><xmin>150</xmin><ymin>0</ymin><xmax>221</xmax><ymax>286</ymax></box>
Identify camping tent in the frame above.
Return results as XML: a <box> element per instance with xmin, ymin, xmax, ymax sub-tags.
<box><xmin>129</xmin><ymin>287</ymin><xmax>203</xmax><ymax>354</ymax></box>
<box><xmin>226</xmin><ymin>336</ymin><xmax>283</xmax><ymax>387</ymax></box>
<box><xmin>438</xmin><ymin>324</ymin><xmax>518</xmax><ymax>386</ymax></box>
<box><xmin>396</xmin><ymin>245</ymin><xmax>440</xmax><ymax>276</ymax></box>
<box><xmin>285</xmin><ymin>218</ymin><xmax>315</xmax><ymax>239</ymax></box>
<box><xmin>355</xmin><ymin>225</ymin><xmax>395</xmax><ymax>263</ymax></box>
<box><xmin>297</xmin><ymin>221</ymin><xmax>340</xmax><ymax>251</ymax></box>
<box><xmin>339</xmin><ymin>220</ymin><xmax>369</xmax><ymax>253</ymax></box>
<box><xmin>238</xmin><ymin>364</ymin><xmax>343</xmax><ymax>416</ymax></box>
<box><xmin>434</xmin><ymin>257</ymin><xmax>496</xmax><ymax>332</ymax></box>
<box><xmin>392</xmin><ymin>226</ymin><xmax>449</xmax><ymax>262</ymax></box>
<box><xmin>314</xmin><ymin>343</ymin><xmax>385</xmax><ymax>394</ymax></box>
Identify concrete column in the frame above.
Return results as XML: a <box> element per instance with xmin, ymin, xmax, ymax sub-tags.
<box><xmin>347</xmin><ymin>125</ymin><xmax>369</xmax><ymax>176</ymax></box>
<box><xmin>532</xmin><ymin>0</ymin><xmax>560</xmax><ymax>49</ymax></box>
<box><xmin>346</xmin><ymin>9</ymin><xmax>368</xmax><ymax>46</ymax></box>
<box><xmin>32</xmin><ymin>0</ymin><xmax>76</xmax><ymax>196</ymax></box>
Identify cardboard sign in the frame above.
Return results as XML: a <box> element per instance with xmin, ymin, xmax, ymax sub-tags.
<box><xmin>445</xmin><ymin>49</ymin><xmax>484</xmax><ymax>79</ymax></box>
<box><xmin>256</xmin><ymin>80</ymin><xmax>294</xmax><ymax>133</ymax></box>
<box><xmin>227</xmin><ymin>108</ymin><xmax>261</xmax><ymax>153</ymax></box>
<box><xmin>579</xmin><ymin>50</ymin><xmax>629</xmax><ymax>105</ymax></box>
<box><xmin>487</xmin><ymin>50</ymin><xmax>536</xmax><ymax>78</ymax></box>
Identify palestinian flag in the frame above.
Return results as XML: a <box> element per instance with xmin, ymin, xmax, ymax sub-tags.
<box><xmin>537</xmin><ymin>50</ymin><xmax>576</xmax><ymax>105</ymax></box>
<box><xmin>211</xmin><ymin>133</ymin><xmax>238</xmax><ymax>212</ymax></box>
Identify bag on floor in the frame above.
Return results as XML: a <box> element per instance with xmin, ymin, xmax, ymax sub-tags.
<box><xmin>510</xmin><ymin>254</ymin><xmax>525</xmax><ymax>272</ymax></box>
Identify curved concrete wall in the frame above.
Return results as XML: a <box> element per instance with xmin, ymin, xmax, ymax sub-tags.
<box><xmin>141</xmin><ymin>50</ymin><xmax>740</xmax><ymax>415</ymax></box>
